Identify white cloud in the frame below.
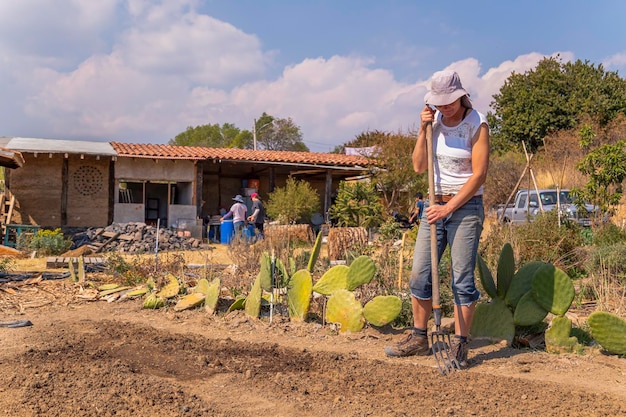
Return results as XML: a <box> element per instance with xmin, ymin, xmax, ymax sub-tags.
<box><xmin>603</xmin><ymin>52</ymin><xmax>626</xmax><ymax>74</ymax></box>
<box><xmin>0</xmin><ymin>1</ymin><xmax>608</xmax><ymax>152</ymax></box>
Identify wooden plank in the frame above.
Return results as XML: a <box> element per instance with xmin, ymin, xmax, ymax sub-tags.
<box><xmin>46</xmin><ymin>257</ymin><xmax>106</xmax><ymax>268</ymax></box>
<box><xmin>94</xmin><ymin>232</ymin><xmax>120</xmax><ymax>253</ymax></box>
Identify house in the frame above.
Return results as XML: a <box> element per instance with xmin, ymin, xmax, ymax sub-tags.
<box><xmin>0</xmin><ymin>137</ymin><xmax>375</xmax><ymax>231</ymax></box>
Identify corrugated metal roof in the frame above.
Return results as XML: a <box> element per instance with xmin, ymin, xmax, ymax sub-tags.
<box><xmin>110</xmin><ymin>142</ymin><xmax>375</xmax><ymax>167</ymax></box>
<box><xmin>6</xmin><ymin>137</ymin><xmax>117</xmax><ymax>156</ymax></box>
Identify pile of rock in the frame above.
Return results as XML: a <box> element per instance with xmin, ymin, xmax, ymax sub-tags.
<box><xmin>74</xmin><ymin>222</ymin><xmax>211</xmax><ymax>254</ymax></box>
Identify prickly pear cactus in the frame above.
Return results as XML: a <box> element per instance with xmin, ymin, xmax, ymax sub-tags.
<box><xmin>156</xmin><ymin>273</ymin><xmax>181</xmax><ymax>299</ymax></box>
<box><xmin>587</xmin><ymin>311</ymin><xmax>626</xmax><ymax>355</ymax></box>
<box><xmin>505</xmin><ymin>261</ymin><xmax>548</xmax><ymax>308</ymax></box>
<box><xmin>125</xmin><ymin>286</ymin><xmax>149</xmax><ymax>298</ymax></box>
<box><xmin>287</xmin><ymin>269</ymin><xmax>313</xmax><ymax>321</ymax></box>
<box><xmin>245</xmin><ymin>274</ymin><xmax>262</xmax><ymax>318</ymax></box>
<box><xmin>259</xmin><ymin>252</ymin><xmax>273</xmax><ymax>292</ymax></box>
<box><xmin>362</xmin><ymin>295</ymin><xmax>402</xmax><ymax>327</ymax></box>
<box><xmin>228</xmin><ymin>297</ymin><xmax>245</xmax><ymax>311</ymax></box>
<box><xmin>531</xmin><ymin>264</ymin><xmax>575</xmax><ymax>315</ymax></box>
<box><xmin>496</xmin><ymin>243</ymin><xmax>515</xmax><ymax>299</ymax></box>
<box><xmin>477</xmin><ymin>253</ymin><xmax>498</xmax><ymax>299</ymax></box>
<box><xmin>325</xmin><ymin>289</ymin><xmax>365</xmax><ymax>333</ymax></box>
<box><xmin>470</xmin><ymin>298</ymin><xmax>515</xmax><ymax>345</ymax></box>
<box><xmin>307</xmin><ymin>231</ymin><xmax>323</xmax><ymax>272</ymax></box>
<box><xmin>204</xmin><ymin>278</ymin><xmax>221</xmax><ymax>314</ymax></box>
<box><xmin>143</xmin><ymin>293</ymin><xmax>165</xmax><ymax>309</ymax></box>
<box><xmin>545</xmin><ymin>316</ymin><xmax>580</xmax><ymax>354</ymax></box>
<box><xmin>312</xmin><ymin>264</ymin><xmax>349</xmax><ymax>295</ymax></box>
<box><xmin>513</xmin><ymin>291</ymin><xmax>548</xmax><ymax>326</ymax></box>
<box><xmin>346</xmin><ymin>255</ymin><xmax>376</xmax><ymax>291</ymax></box>
<box><xmin>173</xmin><ymin>292</ymin><xmax>205</xmax><ymax>312</ymax></box>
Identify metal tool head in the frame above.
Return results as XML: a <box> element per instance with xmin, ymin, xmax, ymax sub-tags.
<box><xmin>431</xmin><ymin>330</ymin><xmax>460</xmax><ymax>375</ymax></box>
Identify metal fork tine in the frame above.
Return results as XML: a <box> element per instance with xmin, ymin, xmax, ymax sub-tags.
<box><xmin>431</xmin><ymin>331</ymin><xmax>460</xmax><ymax>375</ymax></box>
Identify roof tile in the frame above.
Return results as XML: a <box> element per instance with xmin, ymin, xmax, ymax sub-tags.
<box><xmin>110</xmin><ymin>142</ymin><xmax>375</xmax><ymax>167</ymax></box>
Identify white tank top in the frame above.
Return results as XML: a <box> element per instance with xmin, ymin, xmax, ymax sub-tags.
<box><xmin>432</xmin><ymin>108</ymin><xmax>488</xmax><ymax>195</ymax></box>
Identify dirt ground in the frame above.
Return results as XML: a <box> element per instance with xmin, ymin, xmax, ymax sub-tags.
<box><xmin>1</xmin><ymin>247</ymin><xmax>625</xmax><ymax>417</ymax></box>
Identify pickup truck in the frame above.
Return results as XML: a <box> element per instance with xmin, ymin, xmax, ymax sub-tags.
<box><xmin>496</xmin><ymin>189</ymin><xmax>598</xmax><ymax>226</ymax></box>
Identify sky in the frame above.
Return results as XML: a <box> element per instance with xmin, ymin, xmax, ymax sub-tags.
<box><xmin>1</xmin><ymin>0</ymin><xmax>625</xmax><ymax>153</ymax></box>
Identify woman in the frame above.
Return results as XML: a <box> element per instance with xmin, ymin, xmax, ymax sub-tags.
<box><xmin>385</xmin><ymin>70</ymin><xmax>490</xmax><ymax>368</ymax></box>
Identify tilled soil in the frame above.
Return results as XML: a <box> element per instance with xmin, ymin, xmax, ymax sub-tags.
<box><xmin>1</xmin><ymin>282</ymin><xmax>625</xmax><ymax>417</ymax></box>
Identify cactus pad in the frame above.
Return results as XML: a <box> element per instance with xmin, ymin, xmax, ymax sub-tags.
<box><xmin>204</xmin><ymin>278</ymin><xmax>221</xmax><ymax>314</ymax></box>
<box><xmin>531</xmin><ymin>264</ymin><xmax>574</xmax><ymax>315</ymax></box>
<box><xmin>98</xmin><ymin>286</ymin><xmax>131</xmax><ymax>297</ymax></box>
<box><xmin>362</xmin><ymin>295</ymin><xmax>402</xmax><ymax>327</ymax></box>
<box><xmin>174</xmin><ymin>292</ymin><xmax>205</xmax><ymax>312</ymax></box>
<box><xmin>477</xmin><ymin>254</ymin><xmax>497</xmax><ymax>299</ymax></box>
<box><xmin>496</xmin><ymin>243</ymin><xmax>515</xmax><ymax>298</ymax></box>
<box><xmin>156</xmin><ymin>273</ymin><xmax>181</xmax><ymax>299</ymax></box>
<box><xmin>346</xmin><ymin>255</ymin><xmax>376</xmax><ymax>291</ymax></box>
<box><xmin>142</xmin><ymin>293</ymin><xmax>165</xmax><ymax>309</ymax></box>
<box><xmin>125</xmin><ymin>286</ymin><xmax>149</xmax><ymax>298</ymax></box>
<box><xmin>470</xmin><ymin>298</ymin><xmax>515</xmax><ymax>345</ymax></box>
<box><xmin>505</xmin><ymin>261</ymin><xmax>548</xmax><ymax>308</ymax></box>
<box><xmin>260</xmin><ymin>252</ymin><xmax>273</xmax><ymax>292</ymax></box>
<box><xmin>587</xmin><ymin>311</ymin><xmax>626</xmax><ymax>355</ymax></box>
<box><xmin>545</xmin><ymin>316</ymin><xmax>580</xmax><ymax>354</ymax></box>
<box><xmin>228</xmin><ymin>297</ymin><xmax>246</xmax><ymax>311</ymax></box>
<box><xmin>312</xmin><ymin>264</ymin><xmax>349</xmax><ymax>295</ymax></box>
<box><xmin>287</xmin><ymin>269</ymin><xmax>313</xmax><ymax>321</ymax></box>
<box><xmin>325</xmin><ymin>289</ymin><xmax>365</xmax><ymax>333</ymax></box>
<box><xmin>245</xmin><ymin>274</ymin><xmax>262</xmax><ymax>318</ymax></box>
<box><xmin>513</xmin><ymin>291</ymin><xmax>548</xmax><ymax>326</ymax></box>
<box><xmin>308</xmin><ymin>230</ymin><xmax>323</xmax><ymax>272</ymax></box>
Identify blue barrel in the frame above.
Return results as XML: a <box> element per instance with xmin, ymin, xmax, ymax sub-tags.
<box><xmin>220</xmin><ymin>219</ymin><xmax>234</xmax><ymax>244</ymax></box>
<box><xmin>245</xmin><ymin>223</ymin><xmax>256</xmax><ymax>241</ymax></box>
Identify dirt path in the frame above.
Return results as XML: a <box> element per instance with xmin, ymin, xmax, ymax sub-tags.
<box><xmin>1</xmin><ymin>279</ymin><xmax>625</xmax><ymax>417</ymax></box>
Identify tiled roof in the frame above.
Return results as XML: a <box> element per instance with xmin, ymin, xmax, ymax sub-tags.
<box><xmin>110</xmin><ymin>142</ymin><xmax>376</xmax><ymax>167</ymax></box>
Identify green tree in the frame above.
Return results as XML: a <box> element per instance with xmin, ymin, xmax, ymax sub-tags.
<box><xmin>329</xmin><ymin>181</ymin><xmax>384</xmax><ymax>229</ymax></box>
<box><xmin>255</xmin><ymin>113</ymin><xmax>309</xmax><ymax>151</ymax></box>
<box><xmin>573</xmin><ymin>140</ymin><xmax>626</xmax><ymax>217</ymax></box>
<box><xmin>490</xmin><ymin>57</ymin><xmax>626</xmax><ymax>153</ymax></box>
<box><xmin>265</xmin><ymin>177</ymin><xmax>320</xmax><ymax>224</ymax></box>
<box><xmin>335</xmin><ymin>130</ymin><xmax>427</xmax><ymax>216</ymax></box>
<box><xmin>169</xmin><ymin>123</ymin><xmax>250</xmax><ymax>148</ymax></box>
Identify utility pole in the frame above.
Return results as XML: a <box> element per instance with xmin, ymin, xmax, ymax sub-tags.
<box><xmin>253</xmin><ymin>118</ymin><xmax>273</xmax><ymax>151</ymax></box>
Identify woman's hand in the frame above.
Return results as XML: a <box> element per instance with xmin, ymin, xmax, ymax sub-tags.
<box><xmin>420</xmin><ymin>106</ymin><xmax>435</xmax><ymax>129</ymax></box>
<box><xmin>425</xmin><ymin>203</ymin><xmax>451</xmax><ymax>224</ymax></box>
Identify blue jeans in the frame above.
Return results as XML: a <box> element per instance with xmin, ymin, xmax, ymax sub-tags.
<box><xmin>409</xmin><ymin>196</ymin><xmax>484</xmax><ymax>306</ymax></box>
<box><xmin>233</xmin><ymin>221</ymin><xmax>245</xmax><ymax>237</ymax></box>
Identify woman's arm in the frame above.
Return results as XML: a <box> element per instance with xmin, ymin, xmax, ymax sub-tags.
<box><xmin>412</xmin><ymin>106</ymin><xmax>435</xmax><ymax>174</ymax></box>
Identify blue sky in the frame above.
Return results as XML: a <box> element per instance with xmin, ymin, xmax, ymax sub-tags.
<box><xmin>1</xmin><ymin>0</ymin><xmax>624</xmax><ymax>152</ymax></box>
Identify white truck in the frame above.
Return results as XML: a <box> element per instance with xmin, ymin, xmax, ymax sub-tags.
<box><xmin>496</xmin><ymin>189</ymin><xmax>598</xmax><ymax>226</ymax></box>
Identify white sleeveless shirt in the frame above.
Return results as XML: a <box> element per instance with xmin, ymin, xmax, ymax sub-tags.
<box><xmin>432</xmin><ymin>108</ymin><xmax>488</xmax><ymax>196</ymax></box>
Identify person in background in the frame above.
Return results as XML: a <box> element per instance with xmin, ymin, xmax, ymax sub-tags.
<box><xmin>408</xmin><ymin>192</ymin><xmax>425</xmax><ymax>226</ymax></box>
<box><xmin>221</xmin><ymin>194</ymin><xmax>248</xmax><ymax>237</ymax></box>
<box><xmin>247</xmin><ymin>192</ymin><xmax>265</xmax><ymax>240</ymax></box>
<box><xmin>384</xmin><ymin>70</ymin><xmax>490</xmax><ymax>369</ymax></box>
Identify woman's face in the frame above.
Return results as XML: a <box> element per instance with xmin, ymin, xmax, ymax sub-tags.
<box><xmin>435</xmin><ymin>97</ymin><xmax>462</xmax><ymax>117</ymax></box>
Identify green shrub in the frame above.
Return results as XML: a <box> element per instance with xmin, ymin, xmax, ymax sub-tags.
<box><xmin>266</xmin><ymin>177</ymin><xmax>321</xmax><ymax>224</ymax></box>
<box><xmin>22</xmin><ymin>228</ymin><xmax>72</xmax><ymax>256</ymax></box>
<box><xmin>592</xmin><ymin>222</ymin><xmax>626</xmax><ymax>246</ymax></box>
<box><xmin>329</xmin><ymin>181</ymin><xmax>384</xmax><ymax>228</ymax></box>
<box><xmin>377</xmin><ymin>218</ymin><xmax>402</xmax><ymax>241</ymax></box>
<box><xmin>481</xmin><ymin>210</ymin><xmax>585</xmax><ymax>277</ymax></box>
<box><xmin>0</xmin><ymin>256</ymin><xmax>14</xmax><ymax>272</ymax></box>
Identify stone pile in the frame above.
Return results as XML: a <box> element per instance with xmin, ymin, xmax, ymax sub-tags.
<box><xmin>75</xmin><ymin>222</ymin><xmax>211</xmax><ymax>254</ymax></box>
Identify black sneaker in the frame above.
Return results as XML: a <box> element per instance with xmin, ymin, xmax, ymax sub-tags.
<box><xmin>451</xmin><ymin>339</ymin><xmax>469</xmax><ymax>368</ymax></box>
<box><xmin>384</xmin><ymin>333</ymin><xmax>430</xmax><ymax>357</ymax></box>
